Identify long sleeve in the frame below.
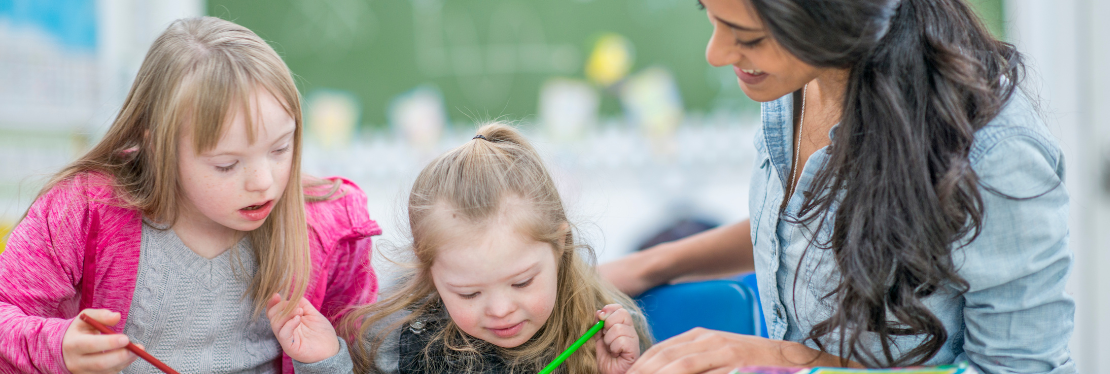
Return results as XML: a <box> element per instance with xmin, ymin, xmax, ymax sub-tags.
<box><xmin>959</xmin><ymin>130</ymin><xmax>1076</xmax><ymax>374</ymax></box>
<box><xmin>293</xmin><ymin>338</ymin><xmax>355</xmax><ymax>374</ymax></box>
<box><xmin>321</xmin><ymin>231</ymin><xmax>379</xmax><ymax>325</ymax></box>
<box><xmin>287</xmin><ymin>177</ymin><xmax>382</xmax><ymax>374</ymax></box>
<box><xmin>0</xmin><ymin>180</ymin><xmax>92</xmax><ymax>373</ymax></box>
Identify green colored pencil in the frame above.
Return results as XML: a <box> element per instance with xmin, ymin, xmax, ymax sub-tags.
<box><xmin>537</xmin><ymin>319</ymin><xmax>606</xmax><ymax>374</ymax></box>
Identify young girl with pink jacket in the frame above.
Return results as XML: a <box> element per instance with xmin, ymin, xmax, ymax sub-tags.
<box><xmin>0</xmin><ymin>17</ymin><xmax>379</xmax><ymax>374</ymax></box>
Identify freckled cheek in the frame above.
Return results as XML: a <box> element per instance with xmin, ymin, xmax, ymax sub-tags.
<box><xmin>182</xmin><ymin>167</ymin><xmax>241</xmax><ymax>213</ymax></box>
<box><xmin>274</xmin><ymin>164</ymin><xmax>292</xmax><ymax>195</ymax></box>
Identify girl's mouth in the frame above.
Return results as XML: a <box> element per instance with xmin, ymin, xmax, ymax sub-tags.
<box><xmin>239</xmin><ymin>200</ymin><xmax>274</xmax><ymax>221</ymax></box>
<box><xmin>487</xmin><ymin>321</ymin><xmax>525</xmax><ymax>339</ymax></box>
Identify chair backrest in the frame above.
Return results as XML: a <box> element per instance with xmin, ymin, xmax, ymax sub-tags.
<box><xmin>634</xmin><ymin>279</ymin><xmax>760</xmax><ymax>342</ymax></box>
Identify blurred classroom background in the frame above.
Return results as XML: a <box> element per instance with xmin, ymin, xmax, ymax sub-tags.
<box><xmin>1</xmin><ymin>0</ymin><xmax>1107</xmax><ymax>371</ymax></box>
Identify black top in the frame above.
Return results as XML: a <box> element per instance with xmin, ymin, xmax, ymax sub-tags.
<box><xmin>396</xmin><ymin>308</ymin><xmax>557</xmax><ymax>374</ymax></box>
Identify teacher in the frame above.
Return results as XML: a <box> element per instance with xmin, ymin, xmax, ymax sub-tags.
<box><xmin>602</xmin><ymin>0</ymin><xmax>1075</xmax><ymax>373</ymax></box>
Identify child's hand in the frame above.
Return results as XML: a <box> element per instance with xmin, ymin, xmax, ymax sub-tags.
<box><xmin>62</xmin><ymin>309</ymin><xmax>140</xmax><ymax>374</ymax></box>
<box><xmin>266</xmin><ymin>294</ymin><xmax>340</xmax><ymax>364</ymax></box>
<box><xmin>595</xmin><ymin>304</ymin><xmax>641</xmax><ymax>374</ymax></box>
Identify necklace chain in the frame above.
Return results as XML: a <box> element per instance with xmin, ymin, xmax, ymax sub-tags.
<box><xmin>788</xmin><ymin>83</ymin><xmax>808</xmax><ymax>198</ymax></box>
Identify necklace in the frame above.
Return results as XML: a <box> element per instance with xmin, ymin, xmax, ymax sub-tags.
<box><xmin>788</xmin><ymin>83</ymin><xmax>808</xmax><ymax>198</ymax></box>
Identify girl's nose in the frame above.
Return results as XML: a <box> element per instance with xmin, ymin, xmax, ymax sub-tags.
<box><xmin>485</xmin><ymin>297</ymin><xmax>518</xmax><ymax>319</ymax></box>
<box><xmin>244</xmin><ymin>162</ymin><xmax>273</xmax><ymax>192</ymax></box>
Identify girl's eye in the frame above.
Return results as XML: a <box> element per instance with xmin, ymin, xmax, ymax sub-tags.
<box><xmin>737</xmin><ymin>37</ymin><xmax>765</xmax><ymax>49</ymax></box>
<box><xmin>216</xmin><ymin>162</ymin><xmax>237</xmax><ymax>172</ymax></box>
<box><xmin>513</xmin><ymin>278</ymin><xmax>534</xmax><ymax>288</ymax></box>
<box><xmin>273</xmin><ymin>145</ymin><xmax>291</xmax><ymax>155</ymax></box>
<box><xmin>459</xmin><ymin>292</ymin><xmax>479</xmax><ymax>299</ymax></box>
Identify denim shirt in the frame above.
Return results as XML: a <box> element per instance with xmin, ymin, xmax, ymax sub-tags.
<box><xmin>749</xmin><ymin>91</ymin><xmax>1076</xmax><ymax>373</ymax></box>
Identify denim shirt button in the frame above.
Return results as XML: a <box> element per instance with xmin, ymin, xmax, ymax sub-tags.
<box><xmin>774</xmin><ymin>305</ymin><xmax>784</xmax><ymax>319</ymax></box>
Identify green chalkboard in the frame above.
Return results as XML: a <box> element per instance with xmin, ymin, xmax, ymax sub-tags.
<box><xmin>206</xmin><ymin>0</ymin><xmax>1006</xmax><ymax>129</ymax></box>
<box><xmin>207</xmin><ymin>0</ymin><xmax>750</xmax><ymax>128</ymax></box>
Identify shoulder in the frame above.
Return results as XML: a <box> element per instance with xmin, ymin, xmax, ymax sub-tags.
<box><xmin>9</xmin><ymin>171</ymin><xmax>140</xmax><ymax>261</ymax></box>
<box><xmin>40</xmin><ymin>171</ymin><xmax>118</xmax><ymax>206</ymax></box>
<box><xmin>29</xmin><ymin>171</ymin><xmax>132</xmax><ymax>221</ymax></box>
<box><xmin>969</xmin><ymin>90</ymin><xmax>1062</xmax><ymax>171</ymax></box>
<box><xmin>304</xmin><ymin>177</ymin><xmax>382</xmax><ymax>245</ymax></box>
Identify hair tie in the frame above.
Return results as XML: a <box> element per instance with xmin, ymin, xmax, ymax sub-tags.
<box><xmin>473</xmin><ymin>134</ymin><xmax>489</xmax><ymax>141</ymax></box>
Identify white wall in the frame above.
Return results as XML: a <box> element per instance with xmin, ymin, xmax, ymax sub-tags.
<box><xmin>0</xmin><ymin>0</ymin><xmax>202</xmax><ymax>223</ymax></box>
<box><xmin>1006</xmin><ymin>0</ymin><xmax>1109</xmax><ymax>372</ymax></box>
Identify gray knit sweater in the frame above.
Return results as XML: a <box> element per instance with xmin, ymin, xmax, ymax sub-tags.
<box><xmin>122</xmin><ymin>223</ymin><xmax>281</xmax><ymax>374</ymax></box>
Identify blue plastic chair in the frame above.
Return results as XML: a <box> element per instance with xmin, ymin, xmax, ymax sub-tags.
<box><xmin>634</xmin><ymin>279</ymin><xmax>761</xmax><ymax>342</ymax></box>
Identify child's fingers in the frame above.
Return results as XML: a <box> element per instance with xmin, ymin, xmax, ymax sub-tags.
<box><xmin>64</xmin><ymin>337</ymin><xmax>135</xmax><ymax>373</ymax></box>
<box><xmin>267</xmin><ymin>298</ymin><xmax>303</xmax><ymax>334</ymax></box>
<box><xmin>596</xmin><ymin>334</ymin><xmax>612</xmax><ymax>359</ymax></box>
<box><xmin>70</xmin><ymin>331</ymin><xmax>131</xmax><ymax>355</ymax></box>
<box><xmin>267</xmin><ymin>293</ymin><xmax>283</xmax><ymax>310</ymax></box>
<box><xmin>278</xmin><ymin>315</ymin><xmax>303</xmax><ymax>343</ymax></box>
<box><xmin>599</xmin><ymin>304</ymin><xmax>629</xmax><ymax>324</ymax></box>
<box><xmin>82</xmin><ymin>346</ymin><xmax>138</xmax><ymax>372</ymax></box>
<box><xmin>603</xmin><ymin>323</ymin><xmax>636</xmax><ymax>347</ymax></box>
<box><xmin>297</xmin><ymin>297</ymin><xmax>316</xmax><ymax>311</ymax></box>
<box><xmin>601</xmin><ymin>307</ymin><xmax>633</xmax><ymax>334</ymax></box>
<box><xmin>266</xmin><ymin>294</ymin><xmax>291</xmax><ymax>321</ymax></box>
<box><xmin>608</xmin><ymin>334</ymin><xmax>639</xmax><ymax>359</ymax></box>
<box><xmin>75</xmin><ymin>309</ymin><xmax>122</xmax><ymax>334</ymax></box>
<box><xmin>598</xmin><ymin>304</ymin><xmax>623</xmax><ymax>320</ymax></box>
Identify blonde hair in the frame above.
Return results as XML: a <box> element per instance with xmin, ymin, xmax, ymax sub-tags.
<box><xmin>342</xmin><ymin>123</ymin><xmax>651</xmax><ymax>373</ymax></box>
<box><xmin>27</xmin><ymin>17</ymin><xmax>318</xmax><ymax>315</ymax></box>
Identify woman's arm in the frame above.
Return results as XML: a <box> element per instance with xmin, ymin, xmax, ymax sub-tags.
<box><xmin>600</xmin><ymin>219</ymin><xmax>754</xmax><ymax>297</ymax></box>
<box><xmin>957</xmin><ymin>131</ymin><xmax>1076</xmax><ymax>373</ymax></box>
<box><xmin>627</xmin><ymin>328</ymin><xmax>861</xmax><ymax>374</ymax></box>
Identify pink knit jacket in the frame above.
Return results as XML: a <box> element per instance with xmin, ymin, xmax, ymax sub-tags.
<box><xmin>0</xmin><ymin>172</ymin><xmax>381</xmax><ymax>373</ymax></box>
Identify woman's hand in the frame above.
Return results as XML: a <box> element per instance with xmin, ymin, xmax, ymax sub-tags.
<box><xmin>62</xmin><ymin>309</ymin><xmax>140</xmax><ymax>374</ymax></box>
<box><xmin>626</xmin><ymin>328</ymin><xmax>859</xmax><ymax>374</ymax></box>
<box><xmin>266</xmin><ymin>294</ymin><xmax>340</xmax><ymax>364</ymax></box>
<box><xmin>596</xmin><ymin>304</ymin><xmax>641</xmax><ymax>374</ymax></box>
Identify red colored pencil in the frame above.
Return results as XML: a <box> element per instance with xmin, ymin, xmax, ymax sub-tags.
<box><xmin>78</xmin><ymin>314</ymin><xmax>181</xmax><ymax>374</ymax></box>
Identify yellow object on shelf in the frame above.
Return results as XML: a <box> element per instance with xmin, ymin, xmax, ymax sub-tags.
<box><xmin>1</xmin><ymin>221</ymin><xmax>12</xmax><ymax>254</ymax></box>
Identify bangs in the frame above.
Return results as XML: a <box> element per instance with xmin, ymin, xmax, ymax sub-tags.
<box><xmin>175</xmin><ymin>51</ymin><xmax>300</xmax><ymax>154</ymax></box>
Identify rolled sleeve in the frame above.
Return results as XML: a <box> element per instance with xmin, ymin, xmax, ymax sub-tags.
<box><xmin>958</xmin><ymin>132</ymin><xmax>1075</xmax><ymax>374</ymax></box>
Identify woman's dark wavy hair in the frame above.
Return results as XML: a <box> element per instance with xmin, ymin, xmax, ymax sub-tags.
<box><xmin>747</xmin><ymin>0</ymin><xmax>1024</xmax><ymax>367</ymax></box>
